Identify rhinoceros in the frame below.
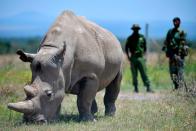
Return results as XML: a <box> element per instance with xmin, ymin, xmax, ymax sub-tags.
<box><xmin>8</xmin><ymin>10</ymin><xmax>123</xmax><ymax>123</ymax></box>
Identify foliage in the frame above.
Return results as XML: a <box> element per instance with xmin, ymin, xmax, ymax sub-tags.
<box><xmin>0</xmin><ymin>37</ymin><xmax>195</xmax><ymax>54</ymax></box>
<box><xmin>0</xmin><ymin>37</ymin><xmax>41</xmax><ymax>54</ymax></box>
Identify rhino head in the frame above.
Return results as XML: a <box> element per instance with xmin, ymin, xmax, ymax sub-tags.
<box><xmin>8</xmin><ymin>44</ymin><xmax>66</xmax><ymax>123</ymax></box>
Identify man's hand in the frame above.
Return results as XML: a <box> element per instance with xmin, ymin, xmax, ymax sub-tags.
<box><xmin>174</xmin><ymin>54</ymin><xmax>181</xmax><ymax>61</ymax></box>
<box><xmin>144</xmin><ymin>53</ymin><xmax>147</xmax><ymax>60</ymax></box>
<box><xmin>127</xmin><ymin>52</ymin><xmax>132</xmax><ymax>60</ymax></box>
<box><xmin>162</xmin><ymin>46</ymin><xmax>167</xmax><ymax>52</ymax></box>
<box><xmin>183</xmin><ymin>45</ymin><xmax>189</xmax><ymax>56</ymax></box>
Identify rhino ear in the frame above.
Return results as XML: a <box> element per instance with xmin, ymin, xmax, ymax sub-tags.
<box><xmin>16</xmin><ymin>49</ymin><xmax>36</xmax><ymax>63</ymax></box>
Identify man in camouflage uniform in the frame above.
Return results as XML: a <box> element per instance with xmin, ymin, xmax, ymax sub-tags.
<box><xmin>125</xmin><ymin>24</ymin><xmax>153</xmax><ymax>93</ymax></box>
<box><xmin>162</xmin><ymin>17</ymin><xmax>189</xmax><ymax>89</ymax></box>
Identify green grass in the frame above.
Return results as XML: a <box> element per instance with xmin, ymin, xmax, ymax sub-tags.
<box><xmin>0</xmin><ymin>53</ymin><xmax>195</xmax><ymax>130</ymax></box>
<box><xmin>0</xmin><ymin>92</ymin><xmax>196</xmax><ymax>131</ymax></box>
<box><xmin>121</xmin><ymin>64</ymin><xmax>172</xmax><ymax>91</ymax></box>
<box><xmin>0</xmin><ymin>64</ymin><xmax>31</xmax><ymax>85</ymax></box>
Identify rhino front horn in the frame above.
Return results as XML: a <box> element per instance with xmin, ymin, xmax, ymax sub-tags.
<box><xmin>8</xmin><ymin>100</ymin><xmax>34</xmax><ymax>114</ymax></box>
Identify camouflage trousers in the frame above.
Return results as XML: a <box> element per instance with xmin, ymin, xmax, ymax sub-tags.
<box><xmin>130</xmin><ymin>56</ymin><xmax>150</xmax><ymax>88</ymax></box>
<box><xmin>169</xmin><ymin>58</ymin><xmax>184</xmax><ymax>89</ymax></box>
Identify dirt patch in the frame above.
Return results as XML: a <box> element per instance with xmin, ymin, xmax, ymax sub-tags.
<box><xmin>98</xmin><ymin>91</ymin><xmax>164</xmax><ymax>101</ymax></box>
<box><xmin>118</xmin><ymin>92</ymin><xmax>164</xmax><ymax>101</ymax></box>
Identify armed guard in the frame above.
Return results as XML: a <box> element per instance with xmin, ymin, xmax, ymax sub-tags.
<box><xmin>162</xmin><ymin>17</ymin><xmax>189</xmax><ymax>89</ymax></box>
<box><xmin>125</xmin><ymin>24</ymin><xmax>153</xmax><ymax>93</ymax></box>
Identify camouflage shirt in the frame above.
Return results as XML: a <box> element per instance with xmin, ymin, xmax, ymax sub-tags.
<box><xmin>164</xmin><ymin>28</ymin><xmax>188</xmax><ymax>59</ymax></box>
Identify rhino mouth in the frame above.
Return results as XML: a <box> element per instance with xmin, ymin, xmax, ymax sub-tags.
<box><xmin>23</xmin><ymin>114</ymin><xmax>47</xmax><ymax>123</ymax></box>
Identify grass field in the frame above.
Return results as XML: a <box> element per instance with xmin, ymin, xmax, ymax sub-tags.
<box><xmin>0</xmin><ymin>51</ymin><xmax>195</xmax><ymax>131</ymax></box>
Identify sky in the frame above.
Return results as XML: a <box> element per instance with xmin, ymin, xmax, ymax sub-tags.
<box><xmin>0</xmin><ymin>0</ymin><xmax>196</xmax><ymax>38</ymax></box>
<box><xmin>1</xmin><ymin>0</ymin><xmax>196</xmax><ymax>21</ymax></box>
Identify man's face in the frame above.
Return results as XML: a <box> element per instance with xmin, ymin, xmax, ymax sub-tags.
<box><xmin>173</xmin><ymin>20</ymin><xmax>180</xmax><ymax>28</ymax></box>
<box><xmin>133</xmin><ymin>29</ymin><xmax>139</xmax><ymax>34</ymax></box>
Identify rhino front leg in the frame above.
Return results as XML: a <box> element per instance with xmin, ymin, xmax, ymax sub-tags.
<box><xmin>55</xmin><ymin>104</ymin><xmax>61</xmax><ymax>119</ymax></box>
<box><xmin>91</xmin><ymin>99</ymin><xmax>98</xmax><ymax>115</ymax></box>
<box><xmin>104</xmin><ymin>71</ymin><xmax>122</xmax><ymax>116</ymax></box>
<box><xmin>77</xmin><ymin>75</ymin><xmax>98</xmax><ymax>121</ymax></box>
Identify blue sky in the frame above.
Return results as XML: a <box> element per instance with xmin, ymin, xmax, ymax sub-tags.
<box><xmin>0</xmin><ymin>0</ymin><xmax>196</xmax><ymax>38</ymax></box>
<box><xmin>1</xmin><ymin>0</ymin><xmax>196</xmax><ymax>21</ymax></box>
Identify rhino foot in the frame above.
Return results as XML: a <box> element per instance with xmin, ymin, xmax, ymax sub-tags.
<box><xmin>79</xmin><ymin>113</ymin><xmax>95</xmax><ymax>122</ymax></box>
<box><xmin>105</xmin><ymin>103</ymin><xmax>116</xmax><ymax>116</ymax></box>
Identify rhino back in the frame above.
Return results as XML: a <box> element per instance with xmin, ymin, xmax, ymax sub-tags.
<box><xmin>39</xmin><ymin>11</ymin><xmax>123</xmax><ymax>91</ymax></box>
<box><xmin>76</xmin><ymin>14</ymin><xmax>123</xmax><ymax>90</ymax></box>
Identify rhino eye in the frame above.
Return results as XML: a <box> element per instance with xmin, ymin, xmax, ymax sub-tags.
<box><xmin>45</xmin><ymin>90</ymin><xmax>53</xmax><ymax>97</ymax></box>
<box><xmin>36</xmin><ymin>62</ymin><xmax>42</xmax><ymax>72</ymax></box>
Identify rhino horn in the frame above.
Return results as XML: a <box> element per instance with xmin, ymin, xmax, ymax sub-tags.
<box><xmin>24</xmin><ymin>85</ymin><xmax>37</xmax><ymax>97</ymax></box>
<box><xmin>7</xmin><ymin>100</ymin><xmax>34</xmax><ymax>114</ymax></box>
<box><xmin>16</xmin><ymin>49</ymin><xmax>36</xmax><ymax>63</ymax></box>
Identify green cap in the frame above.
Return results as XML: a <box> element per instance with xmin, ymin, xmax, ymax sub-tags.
<box><xmin>131</xmin><ymin>24</ymin><xmax>141</xmax><ymax>30</ymax></box>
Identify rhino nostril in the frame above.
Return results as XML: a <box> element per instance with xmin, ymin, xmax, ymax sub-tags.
<box><xmin>37</xmin><ymin>119</ymin><xmax>47</xmax><ymax>124</ymax></box>
<box><xmin>34</xmin><ymin>114</ymin><xmax>47</xmax><ymax>124</ymax></box>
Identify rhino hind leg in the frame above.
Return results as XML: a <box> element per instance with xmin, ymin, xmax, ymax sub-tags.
<box><xmin>104</xmin><ymin>71</ymin><xmax>122</xmax><ymax>116</ymax></box>
<box><xmin>77</xmin><ymin>75</ymin><xmax>98</xmax><ymax>121</ymax></box>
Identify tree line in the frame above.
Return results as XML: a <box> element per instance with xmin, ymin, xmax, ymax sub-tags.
<box><xmin>0</xmin><ymin>37</ymin><xmax>195</xmax><ymax>54</ymax></box>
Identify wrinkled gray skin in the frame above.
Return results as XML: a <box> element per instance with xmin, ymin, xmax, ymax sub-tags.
<box><xmin>8</xmin><ymin>11</ymin><xmax>123</xmax><ymax>123</ymax></box>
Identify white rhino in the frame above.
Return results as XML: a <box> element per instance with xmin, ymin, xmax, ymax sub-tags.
<box><xmin>8</xmin><ymin>10</ymin><xmax>123</xmax><ymax>123</ymax></box>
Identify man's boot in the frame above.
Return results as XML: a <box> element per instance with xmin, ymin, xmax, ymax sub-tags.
<box><xmin>134</xmin><ymin>86</ymin><xmax>139</xmax><ymax>93</ymax></box>
<box><xmin>146</xmin><ymin>86</ymin><xmax>154</xmax><ymax>93</ymax></box>
<box><xmin>174</xmin><ymin>82</ymin><xmax>179</xmax><ymax>90</ymax></box>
